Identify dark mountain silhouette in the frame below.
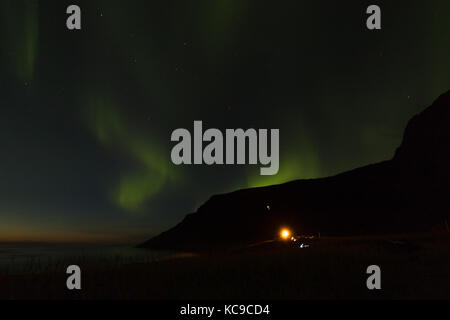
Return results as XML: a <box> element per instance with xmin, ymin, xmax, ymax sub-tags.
<box><xmin>140</xmin><ymin>91</ymin><xmax>450</xmax><ymax>250</ymax></box>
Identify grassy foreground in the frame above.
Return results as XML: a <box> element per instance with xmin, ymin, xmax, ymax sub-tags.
<box><xmin>0</xmin><ymin>235</ymin><xmax>449</xmax><ymax>300</ymax></box>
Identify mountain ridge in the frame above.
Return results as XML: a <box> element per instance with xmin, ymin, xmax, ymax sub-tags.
<box><xmin>140</xmin><ymin>91</ymin><xmax>450</xmax><ymax>250</ymax></box>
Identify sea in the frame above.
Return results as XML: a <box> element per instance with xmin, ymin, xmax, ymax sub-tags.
<box><xmin>0</xmin><ymin>243</ymin><xmax>175</xmax><ymax>274</ymax></box>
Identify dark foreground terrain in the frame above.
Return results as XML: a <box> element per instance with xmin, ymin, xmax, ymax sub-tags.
<box><xmin>1</xmin><ymin>235</ymin><xmax>449</xmax><ymax>300</ymax></box>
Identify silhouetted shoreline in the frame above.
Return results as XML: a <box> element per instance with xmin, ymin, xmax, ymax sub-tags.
<box><xmin>1</xmin><ymin>234</ymin><xmax>449</xmax><ymax>299</ymax></box>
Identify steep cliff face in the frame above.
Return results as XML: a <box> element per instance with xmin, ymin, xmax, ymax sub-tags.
<box><xmin>394</xmin><ymin>91</ymin><xmax>450</xmax><ymax>180</ymax></box>
<box><xmin>140</xmin><ymin>91</ymin><xmax>450</xmax><ymax>250</ymax></box>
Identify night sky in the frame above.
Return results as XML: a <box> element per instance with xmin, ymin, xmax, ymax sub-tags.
<box><xmin>1</xmin><ymin>0</ymin><xmax>449</xmax><ymax>243</ymax></box>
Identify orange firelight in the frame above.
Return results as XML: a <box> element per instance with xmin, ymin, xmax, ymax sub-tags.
<box><xmin>280</xmin><ymin>228</ymin><xmax>291</xmax><ymax>240</ymax></box>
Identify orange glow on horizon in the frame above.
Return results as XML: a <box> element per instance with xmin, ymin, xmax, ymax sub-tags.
<box><xmin>0</xmin><ymin>222</ymin><xmax>142</xmax><ymax>245</ymax></box>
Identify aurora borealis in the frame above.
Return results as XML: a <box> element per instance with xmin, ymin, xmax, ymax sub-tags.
<box><xmin>0</xmin><ymin>0</ymin><xmax>449</xmax><ymax>243</ymax></box>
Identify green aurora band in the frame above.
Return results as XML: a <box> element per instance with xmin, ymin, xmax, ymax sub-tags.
<box><xmin>1</xmin><ymin>0</ymin><xmax>38</xmax><ymax>82</ymax></box>
<box><xmin>86</xmin><ymin>101</ymin><xmax>178</xmax><ymax>212</ymax></box>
